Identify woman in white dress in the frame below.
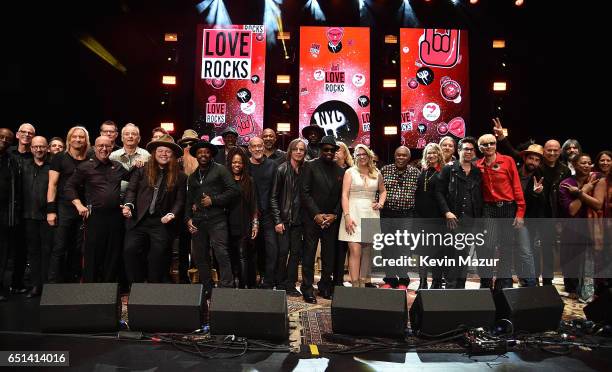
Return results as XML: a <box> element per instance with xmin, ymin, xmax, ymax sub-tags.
<box><xmin>339</xmin><ymin>144</ymin><xmax>386</xmax><ymax>288</ymax></box>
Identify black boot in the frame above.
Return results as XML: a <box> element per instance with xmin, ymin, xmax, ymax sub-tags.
<box><xmin>431</xmin><ymin>279</ymin><xmax>442</xmax><ymax>289</ymax></box>
<box><xmin>418</xmin><ymin>277</ymin><xmax>429</xmax><ymax>289</ymax></box>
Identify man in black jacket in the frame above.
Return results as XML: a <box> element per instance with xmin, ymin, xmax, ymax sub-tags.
<box><xmin>435</xmin><ymin>137</ymin><xmax>483</xmax><ymax>289</ymax></box>
<box><xmin>0</xmin><ymin>128</ymin><xmax>20</xmax><ymax>301</ymax></box>
<box><xmin>270</xmin><ymin>138</ymin><xmax>306</xmax><ymax>297</ymax></box>
<box><xmin>186</xmin><ymin>141</ymin><xmax>240</xmax><ymax>295</ymax></box>
<box><xmin>122</xmin><ymin>135</ymin><xmax>187</xmax><ymax>284</ymax></box>
<box><xmin>300</xmin><ymin>136</ymin><xmax>344</xmax><ymax>302</ymax></box>
<box><xmin>21</xmin><ymin>136</ymin><xmax>51</xmax><ymax>297</ymax></box>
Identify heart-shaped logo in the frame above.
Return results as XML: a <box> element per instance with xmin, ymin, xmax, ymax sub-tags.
<box><xmin>352</xmin><ymin>74</ymin><xmax>365</xmax><ymax>87</ymax></box>
<box><xmin>448</xmin><ymin>117</ymin><xmax>465</xmax><ymax>138</ymax></box>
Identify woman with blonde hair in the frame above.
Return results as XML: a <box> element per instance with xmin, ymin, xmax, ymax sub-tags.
<box><xmin>334</xmin><ymin>142</ymin><xmax>354</xmax><ymax>169</ymax></box>
<box><xmin>339</xmin><ymin>144</ymin><xmax>386</xmax><ymax>287</ymax></box>
<box><xmin>415</xmin><ymin>143</ymin><xmax>444</xmax><ymax>289</ymax></box>
<box><xmin>439</xmin><ymin>136</ymin><xmax>456</xmax><ymax>165</ymax></box>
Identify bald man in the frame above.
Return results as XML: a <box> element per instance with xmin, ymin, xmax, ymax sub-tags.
<box><xmin>10</xmin><ymin>123</ymin><xmax>35</xmax><ymax>161</ymax></box>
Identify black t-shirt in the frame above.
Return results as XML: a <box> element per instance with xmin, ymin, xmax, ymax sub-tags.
<box><xmin>0</xmin><ymin>153</ymin><xmax>11</xmax><ymax>205</ymax></box>
<box><xmin>249</xmin><ymin>158</ymin><xmax>277</xmax><ymax>213</ymax></box>
<box><xmin>50</xmin><ymin>152</ymin><xmax>88</xmax><ymax>205</ymax></box>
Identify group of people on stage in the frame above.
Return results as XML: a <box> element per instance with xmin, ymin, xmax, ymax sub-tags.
<box><xmin>0</xmin><ymin>118</ymin><xmax>610</xmax><ymax>304</ymax></box>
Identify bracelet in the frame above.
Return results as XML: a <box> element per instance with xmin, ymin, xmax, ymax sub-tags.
<box><xmin>343</xmin><ymin>213</ymin><xmax>350</xmax><ymax>217</ymax></box>
<box><xmin>165</xmin><ymin>213</ymin><xmax>175</xmax><ymax>218</ymax></box>
<box><xmin>124</xmin><ymin>203</ymin><xmax>135</xmax><ymax>211</ymax></box>
<box><xmin>46</xmin><ymin>201</ymin><xmax>57</xmax><ymax>214</ymax></box>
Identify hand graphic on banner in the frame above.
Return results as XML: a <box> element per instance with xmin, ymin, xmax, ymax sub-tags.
<box><xmin>419</xmin><ymin>29</ymin><xmax>460</xmax><ymax>68</ymax></box>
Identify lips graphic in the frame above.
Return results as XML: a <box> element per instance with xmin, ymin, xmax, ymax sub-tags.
<box><xmin>448</xmin><ymin>117</ymin><xmax>465</xmax><ymax>138</ymax></box>
<box><xmin>207</xmin><ymin>95</ymin><xmax>217</xmax><ymax>103</ymax></box>
<box><xmin>209</xmin><ymin>78</ymin><xmax>226</xmax><ymax>89</ymax></box>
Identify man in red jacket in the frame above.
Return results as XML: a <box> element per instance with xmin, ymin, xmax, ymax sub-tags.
<box><xmin>476</xmin><ymin>134</ymin><xmax>526</xmax><ymax>291</ymax></box>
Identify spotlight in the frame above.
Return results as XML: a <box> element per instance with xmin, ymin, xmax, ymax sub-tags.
<box><xmin>162</xmin><ymin>76</ymin><xmax>176</xmax><ymax>85</ymax></box>
<box><xmin>470</xmin><ymin>0</ymin><xmax>479</xmax><ymax>4</ymax></box>
<box><xmin>277</xmin><ymin>31</ymin><xmax>290</xmax><ymax>41</ymax></box>
<box><xmin>383</xmin><ymin>79</ymin><xmax>397</xmax><ymax>88</ymax></box>
<box><xmin>305</xmin><ymin>0</ymin><xmax>326</xmax><ymax>21</ymax></box>
<box><xmin>265</xmin><ymin>0</ymin><xmax>284</xmax><ymax>45</ymax></box>
<box><xmin>384</xmin><ymin>35</ymin><xmax>398</xmax><ymax>44</ymax></box>
<box><xmin>492</xmin><ymin>39</ymin><xmax>506</xmax><ymax>48</ymax></box>
<box><xmin>164</xmin><ymin>33</ymin><xmax>178</xmax><ymax>42</ymax></box>
<box><xmin>399</xmin><ymin>0</ymin><xmax>418</xmax><ymax>26</ymax></box>
<box><xmin>515</xmin><ymin>0</ymin><xmax>524</xmax><ymax>6</ymax></box>
<box><xmin>277</xmin><ymin>75</ymin><xmax>291</xmax><ymax>84</ymax></box>
<box><xmin>160</xmin><ymin>122</ymin><xmax>175</xmax><ymax>132</ymax></box>
<box><xmin>276</xmin><ymin>122</ymin><xmax>291</xmax><ymax>133</ymax></box>
<box><xmin>384</xmin><ymin>126</ymin><xmax>398</xmax><ymax>136</ymax></box>
<box><xmin>196</xmin><ymin>0</ymin><xmax>232</xmax><ymax>25</ymax></box>
<box><xmin>493</xmin><ymin>82</ymin><xmax>507</xmax><ymax>91</ymax></box>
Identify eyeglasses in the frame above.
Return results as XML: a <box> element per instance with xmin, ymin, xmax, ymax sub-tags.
<box><xmin>96</xmin><ymin>145</ymin><xmax>113</xmax><ymax>149</ymax></box>
<box><xmin>31</xmin><ymin>145</ymin><xmax>47</xmax><ymax>150</ymax></box>
<box><xmin>480</xmin><ymin>142</ymin><xmax>496</xmax><ymax>148</ymax></box>
<box><xmin>18</xmin><ymin>130</ymin><xmax>34</xmax><ymax>137</ymax></box>
<box><xmin>101</xmin><ymin>130</ymin><xmax>117</xmax><ymax>135</ymax></box>
<box><xmin>461</xmin><ymin>147</ymin><xmax>475</xmax><ymax>152</ymax></box>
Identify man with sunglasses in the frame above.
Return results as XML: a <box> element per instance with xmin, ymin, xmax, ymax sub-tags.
<box><xmin>476</xmin><ymin>134</ymin><xmax>526</xmax><ymax>291</ymax></box>
<box><xmin>300</xmin><ymin>136</ymin><xmax>344</xmax><ymax>302</ymax></box>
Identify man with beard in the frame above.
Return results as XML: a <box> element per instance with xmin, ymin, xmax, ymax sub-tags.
<box><xmin>0</xmin><ymin>128</ymin><xmax>20</xmax><ymax>301</ymax></box>
<box><xmin>47</xmin><ymin>126</ymin><xmax>91</xmax><ymax>283</ymax></box>
<box><xmin>21</xmin><ymin>136</ymin><xmax>51</xmax><ymax>297</ymax></box>
<box><xmin>186</xmin><ymin>141</ymin><xmax>239</xmax><ymax>297</ymax></box>
<box><xmin>64</xmin><ymin>136</ymin><xmax>136</xmax><ymax>283</ymax></box>
<box><xmin>262</xmin><ymin>128</ymin><xmax>287</xmax><ymax>165</ymax></box>
<box><xmin>561</xmin><ymin>139</ymin><xmax>582</xmax><ymax>175</ymax></box>
<box><xmin>300</xmin><ymin>136</ymin><xmax>344</xmax><ymax>302</ymax></box>
<box><xmin>302</xmin><ymin>125</ymin><xmax>325</xmax><ymax>161</ymax></box>
<box><xmin>122</xmin><ymin>135</ymin><xmax>186</xmax><ymax>284</ymax></box>
<box><xmin>214</xmin><ymin>127</ymin><xmax>239</xmax><ymax>165</ymax></box>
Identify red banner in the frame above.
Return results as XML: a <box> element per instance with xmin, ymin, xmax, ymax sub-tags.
<box><xmin>299</xmin><ymin>27</ymin><xmax>371</xmax><ymax>147</ymax></box>
<box><xmin>400</xmin><ymin>28</ymin><xmax>470</xmax><ymax>148</ymax></box>
<box><xmin>195</xmin><ymin>24</ymin><xmax>266</xmax><ymax>145</ymax></box>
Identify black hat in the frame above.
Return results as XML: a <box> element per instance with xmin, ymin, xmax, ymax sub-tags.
<box><xmin>301</xmin><ymin>124</ymin><xmax>325</xmax><ymax>139</ymax></box>
<box><xmin>189</xmin><ymin>140</ymin><xmax>219</xmax><ymax>157</ymax></box>
<box><xmin>146</xmin><ymin>134</ymin><xmax>183</xmax><ymax>158</ymax></box>
<box><xmin>318</xmin><ymin>135</ymin><xmax>339</xmax><ymax>151</ymax></box>
<box><xmin>221</xmin><ymin>127</ymin><xmax>239</xmax><ymax>138</ymax></box>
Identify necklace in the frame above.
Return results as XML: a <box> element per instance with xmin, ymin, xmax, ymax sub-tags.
<box><xmin>424</xmin><ymin>168</ymin><xmax>437</xmax><ymax>192</ymax></box>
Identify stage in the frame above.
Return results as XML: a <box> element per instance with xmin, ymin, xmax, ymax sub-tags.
<box><xmin>1</xmin><ymin>278</ymin><xmax>611</xmax><ymax>371</ymax></box>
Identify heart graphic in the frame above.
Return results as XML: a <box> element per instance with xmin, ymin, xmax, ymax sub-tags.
<box><xmin>448</xmin><ymin>117</ymin><xmax>465</xmax><ymax>138</ymax></box>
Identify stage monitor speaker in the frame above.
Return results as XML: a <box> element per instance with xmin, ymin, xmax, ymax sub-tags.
<box><xmin>209</xmin><ymin>288</ymin><xmax>288</xmax><ymax>341</ymax></box>
<box><xmin>40</xmin><ymin>283</ymin><xmax>120</xmax><ymax>333</ymax></box>
<box><xmin>410</xmin><ymin>289</ymin><xmax>496</xmax><ymax>335</ymax></box>
<box><xmin>331</xmin><ymin>287</ymin><xmax>407</xmax><ymax>338</ymax></box>
<box><xmin>128</xmin><ymin>283</ymin><xmax>205</xmax><ymax>332</ymax></box>
<box><xmin>584</xmin><ymin>288</ymin><xmax>612</xmax><ymax>323</ymax></box>
<box><xmin>494</xmin><ymin>286</ymin><xmax>564</xmax><ymax>333</ymax></box>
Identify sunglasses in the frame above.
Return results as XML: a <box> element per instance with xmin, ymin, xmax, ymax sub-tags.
<box><xmin>480</xmin><ymin>142</ymin><xmax>496</xmax><ymax>148</ymax></box>
<box><xmin>320</xmin><ymin>147</ymin><xmax>335</xmax><ymax>153</ymax></box>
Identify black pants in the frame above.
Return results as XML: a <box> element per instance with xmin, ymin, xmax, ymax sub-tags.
<box><xmin>381</xmin><ymin>208</ymin><xmax>414</xmax><ymax>287</ymax></box>
<box><xmin>301</xmin><ymin>219</ymin><xmax>339</xmax><ymax>293</ymax></box>
<box><xmin>9</xmin><ymin>223</ymin><xmax>26</xmax><ymax>288</ymax></box>
<box><xmin>82</xmin><ymin>209</ymin><xmax>124</xmax><ymax>283</ymax></box>
<box><xmin>48</xmin><ymin>204</ymin><xmax>83</xmax><ymax>283</ymax></box>
<box><xmin>192</xmin><ymin>218</ymin><xmax>233</xmax><ymax>292</ymax></box>
<box><xmin>177</xmin><ymin>226</ymin><xmax>192</xmax><ymax>283</ymax></box>
<box><xmin>24</xmin><ymin>219</ymin><xmax>52</xmax><ymax>288</ymax></box>
<box><xmin>275</xmin><ymin>224</ymin><xmax>303</xmax><ymax>290</ymax></box>
<box><xmin>530</xmin><ymin>220</ymin><xmax>556</xmax><ymax>282</ymax></box>
<box><xmin>482</xmin><ymin>202</ymin><xmax>518</xmax><ymax>289</ymax></box>
<box><xmin>445</xmin><ymin>219</ymin><xmax>475</xmax><ymax>289</ymax></box>
<box><xmin>229</xmin><ymin>234</ymin><xmax>255</xmax><ymax>288</ymax></box>
<box><xmin>0</xmin><ymin>225</ymin><xmax>8</xmax><ymax>292</ymax></box>
<box><xmin>124</xmin><ymin>215</ymin><xmax>173</xmax><ymax>283</ymax></box>
<box><xmin>258</xmin><ymin>212</ymin><xmax>280</xmax><ymax>288</ymax></box>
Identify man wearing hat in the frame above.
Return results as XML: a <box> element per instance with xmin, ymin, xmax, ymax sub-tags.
<box><xmin>300</xmin><ymin>135</ymin><xmax>344</xmax><ymax>302</ymax></box>
<box><xmin>516</xmin><ymin>143</ymin><xmax>546</xmax><ymax>287</ymax></box>
<box><xmin>214</xmin><ymin>127</ymin><xmax>239</xmax><ymax>165</ymax></box>
<box><xmin>122</xmin><ymin>135</ymin><xmax>187</xmax><ymax>284</ymax></box>
<box><xmin>302</xmin><ymin>124</ymin><xmax>325</xmax><ymax>161</ymax></box>
<box><xmin>185</xmin><ymin>140</ymin><xmax>240</xmax><ymax>295</ymax></box>
<box><xmin>177</xmin><ymin>129</ymin><xmax>199</xmax><ymax>176</ymax></box>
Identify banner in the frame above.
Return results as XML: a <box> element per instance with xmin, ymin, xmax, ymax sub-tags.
<box><xmin>299</xmin><ymin>26</ymin><xmax>370</xmax><ymax>147</ymax></box>
<box><xmin>400</xmin><ymin>28</ymin><xmax>470</xmax><ymax>148</ymax></box>
<box><xmin>195</xmin><ymin>24</ymin><xmax>266</xmax><ymax>145</ymax></box>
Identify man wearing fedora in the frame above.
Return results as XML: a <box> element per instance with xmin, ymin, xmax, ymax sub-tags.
<box><xmin>214</xmin><ymin>127</ymin><xmax>239</xmax><ymax>166</ymax></box>
<box><xmin>300</xmin><ymin>135</ymin><xmax>344</xmax><ymax>302</ymax></box>
<box><xmin>185</xmin><ymin>140</ymin><xmax>240</xmax><ymax>295</ymax></box>
<box><xmin>302</xmin><ymin>124</ymin><xmax>325</xmax><ymax>161</ymax></box>
<box><xmin>122</xmin><ymin>135</ymin><xmax>187</xmax><ymax>284</ymax></box>
<box><xmin>177</xmin><ymin>129</ymin><xmax>199</xmax><ymax>176</ymax></box>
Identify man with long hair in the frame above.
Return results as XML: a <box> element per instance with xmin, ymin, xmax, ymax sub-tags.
<box><xmin>270</xmin><ymin>138</ymin><xmax>306</xmax><ymax>296</ymax></box>
<box><xmin>47</xmin><ymin>126</ymin><xmax>90</xmax><ymax>283</ymax></box>
<box><xmin>122</xmin><ymin>135</ymin><xmax>186</xmax><ymax>284</ymax></box>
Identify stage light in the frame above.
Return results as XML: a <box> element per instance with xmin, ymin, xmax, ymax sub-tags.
<box><xmin>305</xmin><ymin>0</ymin><xmax>326</xmax><ymax>22</ymax></box>
<box><xmin>265</xmin><ymin>0</ymin><xmax>284</xmax><ymax>46</ymax></box>
<box><xmin>161</xmin><ymin>123</ymin><xmax>175</xmax><ymax>132</ymax></box>
<box><xmin>77</xmin><ymin>34</ymin><xmax>127</xmax><ymax>74</ymax></box>
<box><xmin>399</xmin><ymin>0</ymin><xmax>418</xmax><ymax>26</ymax></box>
<box><xmin>277</xmin><ymin>75</ymin><xmax>291</xmax><ymax>84</ymax></box>
<box><xmin>196</xmin><ymin>0</ymin><xmax>232</xmax><ymax>25</ymax></box>
<box><xmin>515</xmin><ymin>0</ymin><xmax>524</xmax><ymax>6</ymax></box>
<box><xmin>277</xmin><ymin>31</ymin><xmax>290</xmax><ymax>40</ymax></box>
<box><xmin>164</xmin><ymin>33</ymin><xmax>178</xmax><ymax>42</ymax></box>
<box><xmin>503</xmin><ymin>128</ymin><xmax>508</xmax><ymax>137</ymax></box>
<box><xmin>384</xmin><ymin>126</ymin><xmax>398</xmax><ymax>135</ymax></box>
<box><xmin>276</xmin><ymin>122</ymin><xmax>291</xmax><ymax>133</ymax></box>
<box><xmin>383</xmin><ymin>79</ymin><xmax>397</xmax><ymax>88</ymax></box>
<box><xmin>162</xmin><ymin>76</ymin><xmax>176</xmax><ymax>85</ymax></box>
<box><xmin>492</xmin><ymin>39</ymin><xmax>506</xmax><ymax>48</ymax></box>
<box><xmin>470</xmin><ymin>0</ymin><xmax>479</xmax><ymax>4</ymax></box>
<box><xmin>384</xmin><ymin>35</ymin><xmax>398</xmax><ymax>44</ymax></box>
<box><xmin>493</xmin><ymin>82</ymin><xmax>507</xmax><ymax>91</ymax></box>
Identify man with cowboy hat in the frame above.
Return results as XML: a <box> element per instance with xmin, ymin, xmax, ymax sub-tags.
<box><xmin>122</xmin><ymin>134</ymin><xmax>187</xmax><ymax>284</ymax></box>
<box><xmin>302</xmin><ymin>124</ymin><xmax>325</xmax><ymax>161</ymax></box>
<box><xmin>185</xmin><ymin>139</ymin><xmax>240</xmax><ymax>296</ymax></box>
<box><xmin>214</xmin><ymin>127</ymin><xmax>240</xmax><ymax>165</ymax></box>
<box><xmin>300</xmin><ymin>135</ymin><xmax>344</xmax><ymax>302</ymax></box>
<box><xmin>177</xmin><ymin>129</ymin><xmax>199</xmax><ymax>176</ymax></box>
